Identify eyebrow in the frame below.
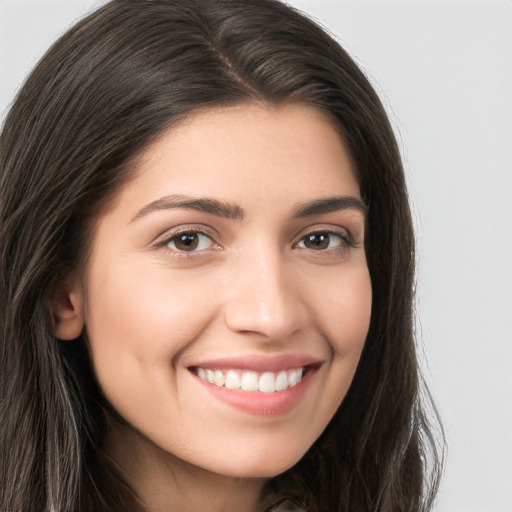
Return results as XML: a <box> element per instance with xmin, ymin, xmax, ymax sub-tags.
<box><xmin>131</xmin><ymin>194</ymin><xmax>244</xmax><ymax>222</ymax></box>
<box><xmin>292</xmin><ymin>195</ymin><xmax>367</xmax><ymax>218</ymax></box>
<box><xmin>131</xmin><ymin>193</ymin><xmax>366</xmax><ymax>223</ymax></box>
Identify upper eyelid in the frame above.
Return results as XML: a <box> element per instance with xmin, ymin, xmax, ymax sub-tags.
<box><xmin>295</xmin><ymin>231</ymin><xmax>356</xmax><ymax>250</ymax></box>
<box><xmin>151</xmin><ymin>224</ymin><xmax>219</xmax><ymax>247</ymax></box>
<box><xmin>294</xmin><ymin>224</ymin><xmax>355</xmax><ymax>241</ymax></box>
<box><xmin>150</xmin><ymin>223</ymin><xmax>359</xmax><ymax>251</ymax></box>
<box><xmin>168</xmin><ymin>232</ymin><xmax>217</xmax><ymax>252</ymax></box>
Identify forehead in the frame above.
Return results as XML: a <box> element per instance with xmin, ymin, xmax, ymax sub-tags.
<box><xmin>126</xmin><ymin>102</ymin><xmax>359</xmax><ymax>206</ymax></box>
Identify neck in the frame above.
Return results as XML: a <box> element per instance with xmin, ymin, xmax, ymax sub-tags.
<box><xmin>105</xmin><ymin>422</ymin><xmax>268</xmax><ymax>512</ymax></box>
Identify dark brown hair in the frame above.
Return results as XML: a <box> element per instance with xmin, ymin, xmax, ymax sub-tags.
<box><xmin>0</xmin><ymin>1</ymin><xmax>444</xmax><ymax>510</ymax></box>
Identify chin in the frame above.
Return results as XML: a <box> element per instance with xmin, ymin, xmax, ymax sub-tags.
<box><xmin>208</xmin><ymin>448</ymin><xmax>307</xmax><ymax>480</ymax></box>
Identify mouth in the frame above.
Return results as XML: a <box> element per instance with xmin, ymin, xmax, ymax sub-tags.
<box><xmin>187</xmin><ymin>357</ymin><xmax>322</xmax><ymax>416</ymax></box>
<box><xmin>190</xmin><ymin>366</ymin><xmax>308</xmax><ymax>393</ymax></box>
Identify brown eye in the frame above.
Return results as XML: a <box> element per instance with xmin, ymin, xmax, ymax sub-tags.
<box><xmin>297</xmin><ymin>231</ymin><xmax>352</xmax><ymax>252</ymax></box>
<box><xmin>167</xmin><ymin>232</ymin><xmax>214</xmax><ymax>252</ymax></box>
<box><xmin>174</xmin><ymin>233</ymin><xmax>199</xmax><ymax>251</ymax></box>
<box><xmin>303</xmin><ymin>233</ymin><xmax>330</xmax><ymax>250</ymax></box>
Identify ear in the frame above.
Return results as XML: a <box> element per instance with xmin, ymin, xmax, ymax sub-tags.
<box><xmin>49</xmin><ymin>275</ymin><xmax>85</xmax><ymax>340</ymax></box>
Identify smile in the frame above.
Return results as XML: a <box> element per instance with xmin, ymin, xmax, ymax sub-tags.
<box><xmin>188</xmin><ymin>356</ymin><xmax>322</xmax><ymax>416</ymax></box>
<box><xmin>195</xmin><ymin>367</ymin><xmax>304</xmax><ymax>393</ymax></box>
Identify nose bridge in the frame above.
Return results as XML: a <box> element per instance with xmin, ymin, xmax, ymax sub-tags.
<box><xmin>224</xmin><ymin>241</ymin><xmax>305</xmax><ymax>340</ymax></box>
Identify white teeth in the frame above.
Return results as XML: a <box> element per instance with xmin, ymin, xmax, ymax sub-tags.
<box><xmin>258</xmin><ymin>372</ymin><xmax>275</xmax><ymax>393</ymax></box>
<box><xmin>214</xmin><ymin>370</ymin><xmax>224</xmax><ymax>387</ymax></box>
<box><xmin>225</xmin><ymin>370</ymin><xmax>241</xmax><ymax>390</ymax></box>
<box><xmin>195</xmin><ymin>367</ymin><xmax>305</xmax><ymax>392</ymax></box>
<box><xmin>275</xmin><ymin>370</ymin><xmax>289</xmax><ymax>391</ymax></box>
<box><xmin>240</xmin><ymin>371</ymin><xmax>259</xmax><ymax>392</ymax></box>
<box><xmin>288</xmin><ymin>368</ymin><xmax>302</xmax><ymax>387</ymax></box>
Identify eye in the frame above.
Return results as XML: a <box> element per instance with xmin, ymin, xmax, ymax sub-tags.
<box><xmin>296</xmin><ymin>230</ymin><xmax>354</xmax><ymax>251</ymax></box>
<box><xmin>166</xmin><ymin>231</ymin><xmax>216</xmax><ymax>252</ymax></box>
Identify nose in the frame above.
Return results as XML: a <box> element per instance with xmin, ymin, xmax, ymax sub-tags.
<box><xmin>223</xmin><ymin>245</ymin><xmax>307</xmax><ymax>341</ymax></box>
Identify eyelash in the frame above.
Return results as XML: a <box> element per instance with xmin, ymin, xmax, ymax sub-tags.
<box><xmin>294</xmin><ymin>229</ymin><xmax>356</xmax><ymax>252</ymax></box>
<box><xmin>153</xmin><ymin>226</ymin><xmax>356</xmax><ymax>259</ymax></box>
<box><xmin>153</xmin><ymin>226</ymin><xmax>219</xmax><ymax>258</ymax></box>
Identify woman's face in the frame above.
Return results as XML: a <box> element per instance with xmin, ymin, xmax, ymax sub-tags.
<box><xmin>81</xmin><ymin>103</ymin><xmax>372</xmax><ymax>478</ymax></box>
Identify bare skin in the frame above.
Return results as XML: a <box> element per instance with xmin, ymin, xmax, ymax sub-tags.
<box><xmin>53</xmin><ymin>103</ymin><xmax>371</xmax><ymax>510</ymax></box>
<box><xmin>106</xmin><ymin>424</ymin><xmax>266</xmax><ymax>512</ymax></box>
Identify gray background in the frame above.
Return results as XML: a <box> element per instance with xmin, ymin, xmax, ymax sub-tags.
<box><xmin>1</xmin><ymin>1</ymin><xmax>511</xmax><ymax>511</ymax></box>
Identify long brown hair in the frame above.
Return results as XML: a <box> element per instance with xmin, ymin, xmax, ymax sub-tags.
<box><xmin>0</xmin><ymin>1</ymin><xmax>444</xmax><ymax>510</ymax></box>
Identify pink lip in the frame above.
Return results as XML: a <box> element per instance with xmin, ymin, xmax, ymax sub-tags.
<box><xmin>188</xmin><ymin>355</ymin><xmax>322</xmax><ymax>417</ymax></box>
<box><xmin>188</xmin><ymin>354</ymin><xmax>323</xmax><ymax>372</ymax></box>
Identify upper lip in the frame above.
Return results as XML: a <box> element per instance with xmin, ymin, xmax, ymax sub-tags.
<box><xmin>187</xmin><ymin>354</ymin><xmax>324</xmax><ymax>373</ymax></box>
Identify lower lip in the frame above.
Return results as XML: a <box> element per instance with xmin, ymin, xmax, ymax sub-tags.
<box><xmin>192</xmin><ymin>370</ymin><xmax>315</xmax><ymax>417</ymax></box>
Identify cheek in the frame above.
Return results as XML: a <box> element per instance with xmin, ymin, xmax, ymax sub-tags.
<box><xmin>332</xmin><ymin>268</ymin><xmax>372</xmax><ymax>388</ymax></box>
<box><xmin>335</xmin><ymin>272</ymin><xmax>372</xmax><ymax>355</ymax></box>
<box><xmin>87</xmin><ymin>259</ymin><xmax>212</xmax><ymax>342</ymax></box>
<box><xmin>311</xmin><ymin>264</ymin><xmax>372</xmax><ymax>355</ymax></box>
<box><xmin>83</xmin><ymin>261</ymin><xmax>218</xmax><ymax>400</ymax></box>
<box><xmin>307</xmin><ymin>264</ymin><xmax>372</xmax><ymax>415</ymax></box>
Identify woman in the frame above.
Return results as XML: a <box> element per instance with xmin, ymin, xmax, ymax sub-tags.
<box><xmin>0</xmin><ymin>0</ymin><xmax>443</xmax><ymax>511</ymax></box>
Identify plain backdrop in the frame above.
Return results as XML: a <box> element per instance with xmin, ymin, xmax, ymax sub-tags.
<box><xmin>1</xmin><ymin>1</ymin><xmax>511</xmax><ymax>511</ymax></box>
